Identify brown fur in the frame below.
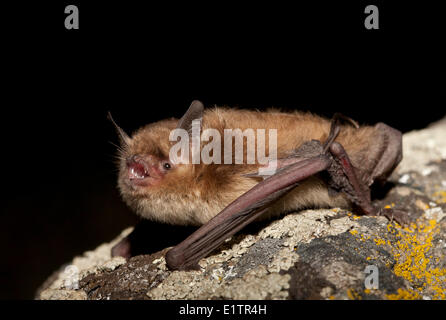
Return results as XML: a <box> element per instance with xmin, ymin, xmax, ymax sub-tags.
<box><xmin>117</xmin><ymin>107</ymin><xmax>385</xmax><ymax>226</ymax></box>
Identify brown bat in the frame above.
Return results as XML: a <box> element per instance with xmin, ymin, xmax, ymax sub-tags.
<box><xmin>110</xmin><ymin>100</ymin><xmax>406</xmax><ymax>270</ymax></box>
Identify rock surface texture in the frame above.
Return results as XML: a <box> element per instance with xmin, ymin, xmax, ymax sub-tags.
<box><xmin>38</xmin><ymin>118</ymin><xmax>446</xmax><ymax>300</ymax></box>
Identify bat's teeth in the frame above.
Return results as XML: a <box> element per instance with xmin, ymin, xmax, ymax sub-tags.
<box><xmin>129</xmin><ymin>167</ymin><xmax>147</xmax><ymax>179</ymax></box>
<box><xmin>128</xmin><ymin>160</ymin><xmax>150</xmax><ymax>181</ymax></box>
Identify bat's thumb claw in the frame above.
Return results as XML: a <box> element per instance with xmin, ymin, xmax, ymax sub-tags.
<box><xmin>166</xmin><ymin>248</ymin><xmax>200</xmax><ymax>271</ymax></box>
<box><xmin>165</xmin><ymin>248</ymin><xmax>184</xmax><ymax>270</ymax></box>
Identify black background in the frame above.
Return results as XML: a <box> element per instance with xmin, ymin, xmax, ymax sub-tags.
<box><xmin>1</xmin><ymin>1</ymin><xmax>444</xmax><ymax>300</ymax></box>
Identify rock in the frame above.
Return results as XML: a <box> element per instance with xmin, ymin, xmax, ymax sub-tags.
<box><xmin>35</xmin><ymin>228</ymin><xmax>132</xmax><ymax>299</ymax></box>
<box><xmin>39</xmin><ymin>289</ymin><xmax>87</xmax><ymax>300</ymax></box>
<box><xmin>38</xmin><ymin>118</ymin><xmax>446</xmax><ymax>300</ymax></box>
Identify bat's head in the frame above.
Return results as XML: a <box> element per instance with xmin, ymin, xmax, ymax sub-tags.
<box><xmin>111</xmin><ymin>101</ymin><xmax>236</xmax><ymax>225</ymax></box>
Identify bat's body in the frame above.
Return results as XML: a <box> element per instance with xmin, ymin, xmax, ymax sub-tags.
<box><xmin>112</xmin><ymin>101</ymin><xmax>404</xmax><ymax>270</ymax></box>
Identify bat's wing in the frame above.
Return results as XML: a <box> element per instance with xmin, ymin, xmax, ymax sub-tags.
<box><xmin>165</xmin><ymin>113</ymin><xmax>406</xmax><ymax>271</ymax></box>
<box><xmin>165</xmin><ymin>155</ymin><xmax>331</xmax><ymax>270</ymax></box>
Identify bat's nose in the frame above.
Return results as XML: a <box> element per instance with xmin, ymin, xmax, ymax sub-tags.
<box><xmin>126</xmin><ymin>154</ymin><xmax>157</xmax><ymax>166</ymax></box>
<box><xmin>126</xmin><ymin>155</ymin><xmax>144</xmax><ymax>166</ymax></box>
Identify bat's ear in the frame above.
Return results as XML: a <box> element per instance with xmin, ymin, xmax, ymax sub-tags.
<box><xmin>177</xmin><ymin>100</ymin><xmax>204</xmax><ymax>133</ymax></box>
<box><xmin>107</xmin><ymin>111</ymin><xmax>131</xmax><ymax>146</ymax></box>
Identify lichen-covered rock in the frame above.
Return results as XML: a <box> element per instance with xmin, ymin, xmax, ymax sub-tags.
<box><xmin>38</xmin><ymin>118</ymin><xmax>446</xmax><ymax>300</ymax></box>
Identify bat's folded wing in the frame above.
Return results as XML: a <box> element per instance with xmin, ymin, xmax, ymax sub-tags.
<box><xmin>165</xmin><ymin>155</ymin><xmax>331</xmax><ymax>270</ymax></box>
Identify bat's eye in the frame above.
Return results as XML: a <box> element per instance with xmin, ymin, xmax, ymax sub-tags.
<box><xmin>163</xmin><ymin>162</ymin><xmax>171</xmax><ymax>170</ymax></box>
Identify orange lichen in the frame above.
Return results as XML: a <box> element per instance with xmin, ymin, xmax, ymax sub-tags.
<box><xmin>432</xmin><ymin>190</ymin><xmax>446</xmax><ymax>204</ymax></box>
<box><xmin>388</xmin><ymin>219</ymin><xmax>446</xmax><ymax>300</ymax></box>
<box><xmin>374</xmin><ymin>238</ymin><xmax>386</xmax><ymax>246</ymax></box>
<box><xmin>345</xmin><ymin>204</ymin><xmax>445</xmax><ymax>299</ymax></box>
<box><xmin>385</xmin><ymin>203</ymin><xmax>396</xmax><ymax>209</ymax></box>
<box><xmin>347</xmin><ymin>289</ymin><xmax>362</xmax><ymax>300</ymax></box>
<box><xmin>386</xmin><ymin>288</ymin><xmax>421</xmax><ymax>300</ymax></box>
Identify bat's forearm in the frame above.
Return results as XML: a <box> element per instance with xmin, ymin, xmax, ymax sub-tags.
<box><xmin>166</xmin><ymin>156</ymin><xmax>331</xmax><ymax>270</ymax></box>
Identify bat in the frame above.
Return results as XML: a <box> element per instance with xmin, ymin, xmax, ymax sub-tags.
<box><xmin>110</xmin><ymin>100</ymin><xmax>406</xmax><ymax>271</ymax></box>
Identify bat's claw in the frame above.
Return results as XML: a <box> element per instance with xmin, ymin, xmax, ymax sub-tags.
<box><xmin>378</xmin><ymin>208</ymin><xmax>410</xmax><ymax>227</ymax></box>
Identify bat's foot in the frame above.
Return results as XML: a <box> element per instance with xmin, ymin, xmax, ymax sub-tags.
<box><xmin>111</xmin><ymin>237</ymin><xmax>132</xmax><ymax>260</ymax></box>
<box><xmin>377</xmin><ymin>208</ymin><xmax>410</xmax><ymax>227</ymax></box>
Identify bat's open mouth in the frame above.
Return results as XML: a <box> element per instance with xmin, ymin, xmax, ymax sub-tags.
<box><xmin>127</xmin><ymin>159</ymin><xmax>150</xmax><ymax>185</ymax></box>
